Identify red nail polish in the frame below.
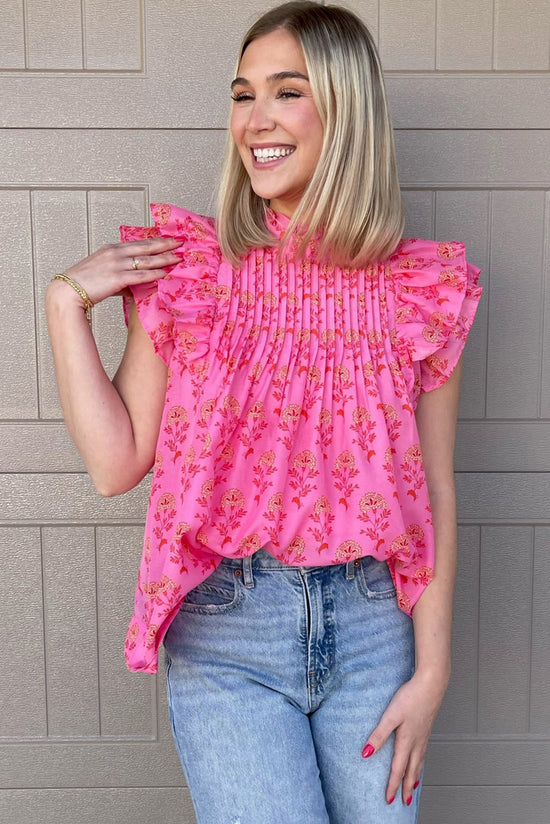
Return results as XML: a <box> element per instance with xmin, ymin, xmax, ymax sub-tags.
<box><xmin>388</xmin><ymin>796</ymin><xmax>395</xmax><ymax>805</ymax></box>
<box><xmin>362</xmin><ymin>743</ymin><xmax>375</xmax><ymax>758</ymax></box>
<box><xmin>413</xmin><ymin>780</ymin><xmax>420</xmax><ymax>790</ymax></box>
<box><xmin>406</xmin><ymin>795</ymin><xmax>413</xmax><ymax>806</ymax></box>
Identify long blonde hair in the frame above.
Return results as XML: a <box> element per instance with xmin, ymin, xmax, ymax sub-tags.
<box><xmin>217</xmin><ymin>1</ymin><xmax>404</xmax><ymax>267</ymax></box>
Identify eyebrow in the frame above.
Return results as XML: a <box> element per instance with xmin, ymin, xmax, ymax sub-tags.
<box><xmin>230</xmin><ymin>70</ymin><xmax>310</xmax><ymax>90</ymax></box>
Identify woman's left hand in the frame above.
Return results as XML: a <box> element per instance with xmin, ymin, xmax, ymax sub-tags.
<box><xmin>362</xmin><ymin>669</ymin><xmax>449</xmax><ymax>806</ymax></box>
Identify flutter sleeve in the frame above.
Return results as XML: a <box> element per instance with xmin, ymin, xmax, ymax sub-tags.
<box><xmin>119</xmin><ymin>203</ymin><xmax>221</xmax><ymax>366</ymax></box>
<box><xmin>389</xmin><ymin>238</ymin><xmax>483</xmax><ymax>392</ymax></box>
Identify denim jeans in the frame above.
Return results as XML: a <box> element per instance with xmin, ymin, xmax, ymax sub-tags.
<box><xmin>164</xmin><ymin>549</ymin><xmax>420</xmax><ymax>824</ymax></box>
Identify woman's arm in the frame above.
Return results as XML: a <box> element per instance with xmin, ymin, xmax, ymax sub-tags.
<box><xmin>46</xmin><ymin>235</ymin><xmax>181</xmax><ymax>495</ymax></box>
<box><xmin>362</xmin><ymin>357</ymin><xmax>463</xmax><ymax>806</ymax></box>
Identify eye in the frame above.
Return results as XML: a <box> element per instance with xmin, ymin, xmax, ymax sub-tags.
<box><xmin>231</xmin><ymin>91</ymin><xmax>254</xmax><ymax>102</ymax></box>
<box><xmin>278</xmin><ymin>88</ymin><xmax>302</xmax><ymax>99</ymax></box>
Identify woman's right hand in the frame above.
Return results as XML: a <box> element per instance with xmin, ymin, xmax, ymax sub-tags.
<box><xmin>49</xmin><ymin>236</ymin><xmax>183</xmax><ymax>308</ymax></box>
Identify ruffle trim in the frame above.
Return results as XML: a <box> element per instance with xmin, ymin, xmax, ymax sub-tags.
<box><xmin>390</xmin><ymin>237</ymin><xmax>482</xmax><ymax>392</ymax></box>
<box><xmin>119</xmin><ymin>203</ymin><xmax>221</xmax><ymax>365</ymax></box>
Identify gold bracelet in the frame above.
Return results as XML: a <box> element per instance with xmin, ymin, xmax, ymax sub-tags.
<box><xmin>52</xmin><ymin>273</ymin><xmax>94</xmax><ymax>325</ymax></box>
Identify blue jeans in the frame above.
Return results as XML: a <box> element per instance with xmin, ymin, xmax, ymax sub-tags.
<box><xmin>164</xmin><ymin>549</ymin><xmax>420</xmax><ymax>824</ymax></box>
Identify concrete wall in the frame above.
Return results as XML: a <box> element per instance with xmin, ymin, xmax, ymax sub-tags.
<box><xmin>1</xmin><ymin>1</ymin><xmax>549</xmax><ymax>821</ymax></box>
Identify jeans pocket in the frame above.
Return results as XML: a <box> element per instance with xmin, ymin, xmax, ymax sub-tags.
<box><xmin>178</xmin><ymin>563</ymin><xmax>244</xmax><ymax>614</ymax></box>
<box><xmin>356</xmin><ymin>556</ymin><xmax>396</xmax><ymax>600</ymax></box>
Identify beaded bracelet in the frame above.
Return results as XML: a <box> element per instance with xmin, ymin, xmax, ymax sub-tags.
<box><xmin>52</xmin><ymin>273</ymin><xmax>94</xmax><ymax>325</ymax></box>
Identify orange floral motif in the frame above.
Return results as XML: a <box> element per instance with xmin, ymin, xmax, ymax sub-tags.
<box><xmin>153</xmin><ymin>492</ymin><xmax>177</xmax><ymax>548</ymax></box>
<box><xmin>377</xmin><ymin>403</ymin><xmax>402</xmax><ymax>442</ymax></box>
<box><xmin>223</xmin><ymin>395</ymin><xmax>241</xmax><ymax>415</ymax></box>
<box><xmin>164</xmin><ymin>406</ymin><xmax>190</xmax><ymax>462</ymax></box>
<box><xmin>396</xmin><ymin>590</ymin><xmax>412</xmax><ymax>614</ymax></box>
<box><xmin>174</xmin><ymin>521</ymin><xmax>191</xmax><ymax>540</ymax></box>
<box><xmin>201</xmin><ymin>479</ymin><xmax>215</xmax><ymax>497</ymax></box>
<box><xmin>437</xmin><ymin>242</ymin><xmax>460</xmax><ymax>260</ymax></box>
<box><xmin>220</xmin><ymin>488</ymin><xmax>246</xmax><ymax>509</ymax></box>
<box><xmin>358</xmin><ymin>491</ymin><xmax>391</xmax><ymax>549</ymax></box>
<box><xmin>333</xmin><ymin>364</ymin><xmax>354</xmax><ymax>415</ymax></box>
<box><xmin>406</xmin><ymin>523</ymin><xmax>425</xmax><ymax>546</ymax></box>
<box><xmin>239</xmin><ymin>400</ymin><xmax>268</xmax><ymax>458</ymax></box>
<box><xmin>422</xmin><ymin>324</ymin><xmax>443</xmax><ymax>345</ymax></box>
<box><xmin>277</xmin><ymin>535</ymin><xmax>307</xmax><ymax>564</ymax></box>
<box><xmin>145</xmin><ymin>624</ymin><xmax>160</xmax><ymax>648</ymax></box>
<box><xmin>278</xmin><ymin>403</ymin><xmax>304</xmax><ymax>451</ymax></box>
<box><xmin>151</xmin><ymin>203</ymin><xmax>172</xmax><ymax>225</ymax></box>
<box><xmin>238</xmin><ymin>533</ymin><xmax>262</xmax><ymax>555</ymax></box>
<box><xmin>335</xmin><ymin>539</ymin><xmax>362</xmax><ymax>562</ymax></box>
<box><xmin>177</xmin><ymin>329</ymin><xmax>198</xmax><ymax>354</ymax></box>
<box><xmin>268</xmin><ymin>492</ymin><xmax>283</xmax><ymax>512</ymax></box>
<box><xmin>144</xmin><ymin>536</ymin><xmax>152</xmax><ymax>563</ymax></box>
<box><xmin>387</xmin><ymin>533</ymin><xmax>410</xmax><ymax>559</ymax></box>
<box><xmin>359</xmin><ymin>491</ymin><xmax>387</xmax><ymax>511</ymax></box>
<box><xmin>264</xmin><ymin>492</ymin><xmax>287</xmax><ymax>542</ymax></box>
<box><xmin>398</xmin><ymin>256</ymin><xmax>424</xmax><ymax>270</ymax></box>
<box><xmin>151</xmin><ymin>451</ymin><xmax>165</xmax><ymax>496</ymax></box>
<box><xmin>404</xmin><ymin>444</ymin><xmax>422</xmax><ymax>462</ymax></box>
<box><xmin>141</xmin><ymin>574</ymin><xmax>176</xmax><ymax>599</ymax></box>
<box><xmin>400</xmin><ymin>441</ymin><xmax>426</xmax><ymax>501</ymax></box>
<box><xmin>259</xmin><ymin>449</ymin><xmax>276</xmax><ymax>467</ymax></box>
<box><xmin>253</xmin><ymin>449</ymin><xmax>277</xmax><ymax>502</ymax></box>
<box><xmin>215</xmin><ymin>488</ymin><xmax>247</xmax><ymax>546</ymax></box>
<box><xmin>200</xmin><ymin>398</ymin><xmax>215</xmax><ymax>422</ymax></box>
<box><xmin>157</xmin><ymin>492</ymin><xmax>176</xmax><ymax>512</ymax></box>
<box><xmin>126</xmin><ymin>621</ymin><xmax>139</xmax><ymax>650</ymax></box>
<box><xmin>289</xmin><ymin>450</ymin><xmax>319</xmax><ymax>507</ymax></box>
<box><xmin>438</xmin><ymin>268</ymin><xmax>462</xmax><ymax>288</ymax></box>
<box><xmin>332</xmin><ymin>450</ymin><xmax>360</xmax><ymax>508</ymax></box>
<box><xmin>167</xmin><ymin>405</ymin><xmax>187</xmax><ymax>425</ymax></box>
<box><xmin>413</xmin><ymin>566</ymin><xmax>434</xmax><ymax>586</ymax></box>
<box><xmin>216</xmin><ymin>284</ymin><xmax>231</xmax><ymax>302</ymax></box>
<box><xmin>307</xmin><ymin>495</ymin><xmax>335</xmax><ymax>553</ymax></box>
<box><xmin>351</xmin><ymin>406</ymin><xmax>377</xmax><ymax>461</ymax></box>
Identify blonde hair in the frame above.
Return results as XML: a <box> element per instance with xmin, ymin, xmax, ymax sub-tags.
<box><xmin>217</xmin><ymin>1</ymin><xmax>404</xmax><ymax>267</ymax></box>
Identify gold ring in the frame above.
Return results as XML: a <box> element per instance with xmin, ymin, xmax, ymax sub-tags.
<box><xmin>132</xmin><ymin>257</ymin><xmax>140</xmax><ymax>270</ymax></box>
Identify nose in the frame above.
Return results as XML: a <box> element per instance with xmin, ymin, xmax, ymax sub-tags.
<box><xmin>246</xmin><ymin>97</ymin><xmax>276</xmax><ymax>133</ymax></box>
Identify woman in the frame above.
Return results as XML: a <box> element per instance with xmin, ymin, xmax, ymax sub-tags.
<box><xmin>46</xmin><ymin>2</ymin><xmax>482</xmax><ymax>822</ymax></box>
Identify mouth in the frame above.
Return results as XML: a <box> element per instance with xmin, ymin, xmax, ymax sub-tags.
<box><xmin>251</xmin><ymin>145</ymin><xmax>296</xmax><ymax>166</ymax></box>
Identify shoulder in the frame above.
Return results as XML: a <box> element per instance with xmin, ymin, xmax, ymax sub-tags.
<box><xmin>120</xmin><ymin>203</ymin><xmax>219</xmax><ymax>255</ymax></box>
<box><xmin>388</xmin><ymin>237</ymin><xmax>467</xmax><ymax>270</ymax></box>
<box><xmin>150</xmin><ymin>203</ymin><xmax>219</xmax><ymax>249</ymax></box>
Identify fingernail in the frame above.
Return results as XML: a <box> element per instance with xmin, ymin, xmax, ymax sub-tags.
<box><xmin>362</xmin><ymin>743</ymin><xmax>375</xmax><ymax>758</ymax></box>
<box><xmin>388</xmin><ymin>796</ymin><xmax>395</xmax><ymax>805</ymax></box>
<box><xmin>406</xmin><ymin>795</ymin><xmax>413</xmax><ymax>806</ymax></box>
<box><xmin>413</xmin><ymin>780</ymin><xmax>420</xmax><ymax>789</ymax></box>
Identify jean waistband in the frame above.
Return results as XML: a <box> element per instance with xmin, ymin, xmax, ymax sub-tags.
<box><xmin>221</xmin><ymin>548</ymin><xmax>362</xmax><ymax>580</ymax></box>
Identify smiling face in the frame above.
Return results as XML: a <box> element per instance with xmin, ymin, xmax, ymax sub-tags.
<box><xmin>230</xmin><ymin>28</ymin><xmax>324</xmax><ymax>218</ymax></box>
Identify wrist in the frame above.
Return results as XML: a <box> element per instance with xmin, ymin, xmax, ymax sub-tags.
<box><xmin>413</xmin><ymin>662</ymin><xmax>451</xmax><ymax>695</ymax></box>
<box><xmin>47</xmin><ymin>275</ymin><xmax>93</xmax><ymax>323</ymax></box>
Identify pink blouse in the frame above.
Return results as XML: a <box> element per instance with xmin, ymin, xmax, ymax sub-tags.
<box><xmin>120</xmin><ymin>203</ymin><xmax>482</xmax><ymax>673</ymax></box>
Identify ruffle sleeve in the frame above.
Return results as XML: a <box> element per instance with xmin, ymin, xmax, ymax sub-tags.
<box><xmin>389</xmin><ymin>238</ymin><xmax>482</xmax><ymax>393</ymax></box>
<box><xmin>119</xmin><ymin>203</ymin><xmax>221</xmax><ymax>366</ymax></box>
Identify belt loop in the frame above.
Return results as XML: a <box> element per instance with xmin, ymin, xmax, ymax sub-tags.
<box><xmin>242</xmin><ymin>554</ymin><xmax>255</xmax><ymax>588</ymax></box>
<box><xmin>346</xmin><ymin>559</ymin><xmax>358</xmax><ymax>579</ymax></box>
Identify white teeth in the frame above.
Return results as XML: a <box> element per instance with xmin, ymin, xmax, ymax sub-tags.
<box><xmin>253</xmin><ymin>146</ymin><xmax>294</xmax><ymax>163</ymax></box>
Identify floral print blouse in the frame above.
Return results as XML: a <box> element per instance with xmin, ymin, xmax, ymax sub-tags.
<box><xmin>119</xmin><ymin>203</ymin><xmax>482</xmax><ymax>673</ymax></box>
